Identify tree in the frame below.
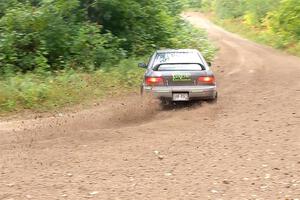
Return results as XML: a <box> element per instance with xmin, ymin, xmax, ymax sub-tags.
<box><xmin>268</xmin><ymin>0</ymin><xmax>300</xmax><ymax>39</ymax></box>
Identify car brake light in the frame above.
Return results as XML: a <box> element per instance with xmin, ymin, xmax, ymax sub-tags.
<box><xmin>145</xmin><ymin>77</ymin><xmax>164</xmax><ymax>86</ymax></box>
<box><xmin>197</xmin><ymin>76</ymin><xmax>216</xmax><ymax>85</ymax></box>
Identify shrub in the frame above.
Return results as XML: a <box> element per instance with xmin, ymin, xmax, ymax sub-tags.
<box><xmin>0</xmin><ymin>0</ymin><xmax>123</xmax><ymax>73</ymax></box>
<box><xmin>0</xmin><ymin>58</ymin><xmax>145</xmax><ymax>112</ymax></box>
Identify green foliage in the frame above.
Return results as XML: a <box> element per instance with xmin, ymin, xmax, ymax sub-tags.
<box><xmin>0</xmin><ymin>0</ymin><xmax>18</xmax><ymax>17</ymax></box>
<box><xmin>0</xmin><ymin>0</ymin><xmax>215</xmax><ymax>74</ymax></box>
<box><xmin>0</xmin><ymin>0</ymin><xmax>123</xmax><ymax>73</ymax></box>
<box><xmin>85</xmin><ymin>0</ymin><xmax>184</xmax><ymax>54</ymax></box>
<box><xmin>184</xmin><ymin>0</ymin><xmax>203</xmax><ymax>9</ymax></box>
<box><xmin>196</xmin><ymin>0</ymin><xmax>300</xmax><ymax>56</ymax></box>
<box><xmin>214</xmin><ymin>0</ymin><xmax>246</xmax><ymax>19</ymax></box>
<box><xmin>0</xmin><ymin>58</ymin><xmax>145</xmax><ymax>112</ymax></box>
<box><xmin>169</xmin><ymin>21</ymin><xmax>216</xmax><ymax>61</ymax></box>
<box><xmin>243</xmin><ymin>0</ymin><xmax>280</xmax><ymax>26</ymax></box>
<box><xmin>267</xmin><ymin>0</ymin><xmax>300</xmax><ymax>39</ymax></box>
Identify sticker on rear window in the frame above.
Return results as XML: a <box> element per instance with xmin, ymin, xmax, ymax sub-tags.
<box><xmin>172</xmin><ymin>73</ymin><xmax>192</xmax><ymax>82</ymax></box>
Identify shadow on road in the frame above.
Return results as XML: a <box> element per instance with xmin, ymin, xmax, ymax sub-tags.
<box><xmin>160</xmin><ymin>100</ymin><xmax>204</xmax><ymax>111</ymax></box>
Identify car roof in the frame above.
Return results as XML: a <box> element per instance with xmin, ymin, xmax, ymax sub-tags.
<box><xmin>155</xmin><ymin>49</ymin><xmax>200</xmax><ymax>54</ymax></box>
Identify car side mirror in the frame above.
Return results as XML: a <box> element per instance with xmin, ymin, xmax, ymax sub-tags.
<box><xmin>207</xmin><ymin>62</ymin><xmax>212</xmax><ymax>67</ymax></box>
<box><xmin>138</xmin><ymin>63</ymin><xmax>147</xmax><ymax>68</ymax></box>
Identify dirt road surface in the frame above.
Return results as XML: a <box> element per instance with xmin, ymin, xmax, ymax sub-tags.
<box><xmin>0</xmin><ymin>12</ymin><xmax>299</xmax><ymax>200</ymax></box>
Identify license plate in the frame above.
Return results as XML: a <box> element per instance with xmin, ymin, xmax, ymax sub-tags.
<box><xmin>173</xmin><ymin>93</ymin><xmax>189</xmax><ymax>101</ymax></box>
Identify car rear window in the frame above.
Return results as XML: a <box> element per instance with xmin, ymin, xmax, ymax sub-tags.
<box><xmin>153</xmin><ymin>52</ymin><xmax>202</xmax><ymax>67</ymax></box>
<box><xmin>157</xmin><ymin>64</ymin><xmax>203</xmax><ymax>71</ymax></box>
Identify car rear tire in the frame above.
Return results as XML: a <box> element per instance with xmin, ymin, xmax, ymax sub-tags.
<box><xmin>160</xmin><ymin>98</ymin><xmax>171</xmax><ymax>106</ymax></box>
<box><xmin>140</xmin><ymin>85</ymin><xmax>144</xmax><ymax>96</ymax></box>
<box><xmin>206</xmin><ymin>92</ymin><xmax>218</xmax><ymax>103</ymax></box>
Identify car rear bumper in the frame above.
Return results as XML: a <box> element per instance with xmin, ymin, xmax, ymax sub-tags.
<box><xmin>143</xmin><ymin>85</ymin><xmax>217</xmax><ymax>100</ymax></box>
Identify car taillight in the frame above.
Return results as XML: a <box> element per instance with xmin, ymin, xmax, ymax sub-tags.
<box><xmin>145</xmin><ymin>77</ymin><xmax>164</xmax><ymax>86</ymax></box>
<box><xmin>197</xmin><ymin>76</ymin><xmax>216</xmax><ymax>85</ymax></box>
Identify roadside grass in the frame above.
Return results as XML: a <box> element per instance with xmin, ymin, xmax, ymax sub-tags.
<box><xmin>0</xmin><ymin>58</ymin><xmax>145</xmax><ymax>114</ymax></box>
<box><xmin>206</xmin><ymin>13</ymin><xmax>300</xmax><ymax>57</ymax></box>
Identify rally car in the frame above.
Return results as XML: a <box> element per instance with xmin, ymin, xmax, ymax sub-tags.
<box><xmin>139</xmin><ymin>49</ymin><xmax>217</xmax><ymax>103</ymax></box>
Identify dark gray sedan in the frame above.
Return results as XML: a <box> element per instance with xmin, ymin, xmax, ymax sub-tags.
<box><xmin>139</xmin><ymin>49</ymin><xmax>218</xmax><ymax>103</ymax></box>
